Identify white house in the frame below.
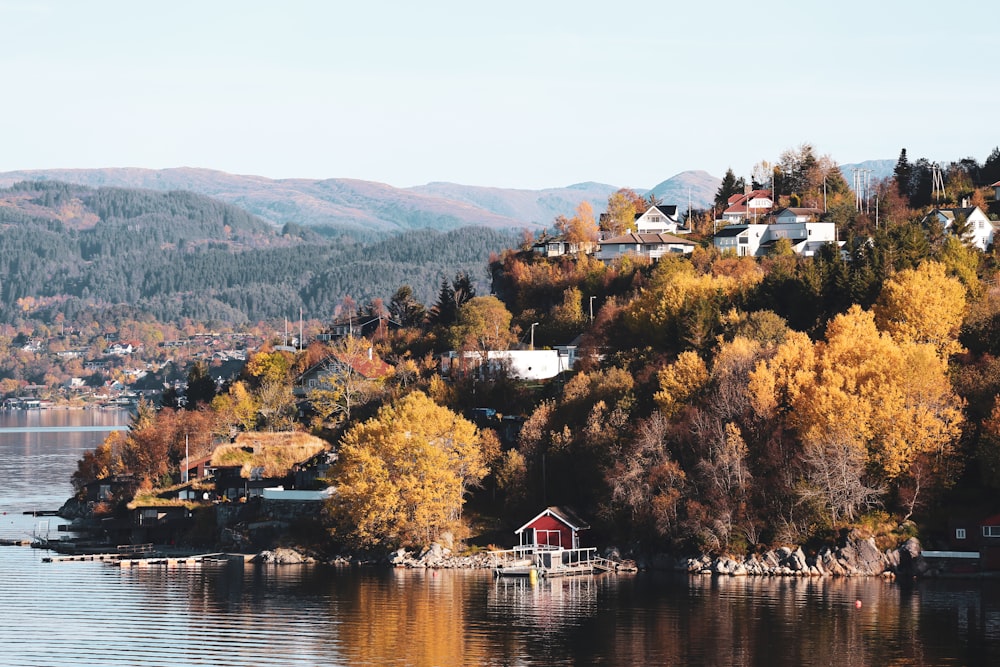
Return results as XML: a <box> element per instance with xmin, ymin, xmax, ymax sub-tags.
<box><xmin>714</xmin><ymin>221</ymin><xmax>838</xmax><ymax>257</ymax></box>
<box><xmin>441</xmin><ymin>349</ymin><xmax>574</xmax><ymax>381</ymax></box>
<box><xmin>772</xmin><ymin>207</ymin><xmax>823</xmax><ymax>224</ymax></box>
<box><xmin>634</xmin><ymin>204</ymin><xmax>689</xmax><ymax>234</ymax></box>
<box><xmin>992</xmin><ymin>180</ymin><xmax>1000</xmax><ymax>202</ymax></box>
<box><xmin>924</xmin><ymin>205</ymin><xmax>995</xmax><ymax>251</ymax></box>
<box><xmin>721</xmin><ymin>189</ymin><xmax>773</xmax><ymax>225</ymax></box>
<box><xmin>596</xmin><ymin>232</ymin><xmax>695</xmax><ymax>263</ymax></box>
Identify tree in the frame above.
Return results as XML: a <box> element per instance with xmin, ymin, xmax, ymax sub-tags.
<box><xmin>893</xmin><ymin>148</ymin><xmax>912</xmax><ymax>199</ymax></box>
<box><xmin>185</xmin><ymin>360</ymin><xmax>217</xmax><ymax>408</ymax></box>
<box><xmin>328</xmin><ymin>391</ymin><xmax>487</xmax><ymax>548</ymax></box>
<box><xmin>449</xmin><ymin>296</ymin><xmax>515</xmax><ymax>354</ymax></box>
<box><xmin>389</xmin><ymin>285</ymin><xmax>426</xmax><ymax>328</ymax></box>
<box><xmin>554</xmin><ymin>201</ymin><xmax>599</xmax><ymax>246</ymax></box>
<box><xmin>714</xmin><ymin>168</ymin><xmax>746</xmax><ymax>211</ymax></box>
<box><xmin>873</xmin><ymin>261</ymin><xmax>966</xmax><ymax>358</ymax></box>
<box><xmin>603</xmin><ymin>192</ymin><xmax>636</xmax><ymax>235</ymax></box>
<box><xmin>307</xmin><ymin>336</ymin><xmax>386</xmax><ymax>427</ymax></box>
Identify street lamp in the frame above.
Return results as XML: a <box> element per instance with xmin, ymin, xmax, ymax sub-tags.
<box><xmin>589</xmin><ymin>296</ymin><xmax>596</xmax><ymax>324</ymax></box>
<box><xmin>530</xmin><ymin>322</ymin><xmax>539</xmax><ymax>350</ymax></box>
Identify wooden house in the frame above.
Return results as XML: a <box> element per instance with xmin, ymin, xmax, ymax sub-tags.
<box><xmin>514</xmin><ymin>506</ymin><xmax>590</xmax><ymax>550</ymax></box>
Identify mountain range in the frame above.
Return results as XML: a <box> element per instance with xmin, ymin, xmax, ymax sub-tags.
<box><xmin>0</xmin><ymin>168</ymin><xmax>721</xmax><ymax>235</ymax></box>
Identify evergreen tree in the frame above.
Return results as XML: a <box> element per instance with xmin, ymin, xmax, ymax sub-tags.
<box><xmin>893</xmin><ymin>148</ymin><xmax>912</xmax><ymax>199</ymax></box>
<box><xmin>982</xmin><ymin>146</ymin><xmax>1000</xmax><ymax>187</ymax></box>
<box><xmin>714</xmin><ymin>168</ymin><xmax>746</xmax><ymax>210</ymax></box>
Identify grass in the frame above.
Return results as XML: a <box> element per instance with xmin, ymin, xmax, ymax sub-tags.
<box><xmin>210</xmin><ymin>431</ymin><xmax>328</xmax><ymax>478</ymax></box>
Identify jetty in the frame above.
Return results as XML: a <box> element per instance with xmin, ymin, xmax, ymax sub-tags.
<box><xmin>492</xmin><ymin>506</ymin><xmax>632</xmax><ymax>578</ymax></box>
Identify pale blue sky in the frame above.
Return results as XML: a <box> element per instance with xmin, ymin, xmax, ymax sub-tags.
<box><xmin>1</xmin><ymin>0</ymin><xmax>994</xmax><ymax>189</ymax></box>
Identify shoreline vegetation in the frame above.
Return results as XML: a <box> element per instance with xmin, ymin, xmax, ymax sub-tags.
<box><xmin>12</xmin><ymin>144</ymin><xmax>1000</xmax><ymax>578</ymax></box>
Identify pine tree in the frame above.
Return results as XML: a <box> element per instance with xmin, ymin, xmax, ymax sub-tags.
<box><xmin>714</xmin><ymin>168</ymin><xmax>746</xmax><ymax>210</ymax></box>
<box><xmin>893</xmin><ymin>148</ymin><xmax>912</xmax><ymax>199</ymax></box>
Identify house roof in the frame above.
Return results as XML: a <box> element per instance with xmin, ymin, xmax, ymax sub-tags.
<box><xmin>714</xmin><ymin>226</ymin><xmax>748</xmax><ymax>238</ymax></box>
<box><xmin>723</xmin><ymin>190</ymin><xmax>773</xmax><ymax>214</ymax></box>
<box><xmin>775</xmin><ymin>207</ymin><xmax>823</xmax><ymax>216</ymax></box>
<box><xmin>514</xmin><ymin>506</ymin><xmax>591</xmax><ymax>534</ymax></box>
<box><xmin>635</xmin><ymin>204</ymin><xmax>679</xmax><ymax>220</ymax></box>
<box><xmin>599</xmin><ymin>232</ymin><xmax>695</xmax><ymax>245</ymax></box>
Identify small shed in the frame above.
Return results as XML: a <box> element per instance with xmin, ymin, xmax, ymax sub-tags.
<box><xmin>980</xmin><ymin>513</ymin><xmax>1000</xmax><ymax>570</ymax></box>
<box><xmin>515</xmin><ymin>506</ymin><xmax>590</xmax><ymax>550</ymax></box>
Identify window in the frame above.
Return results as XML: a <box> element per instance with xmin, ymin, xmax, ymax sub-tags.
<box><xmin>983</xmin><ymin>526</ymin><xmax>1000</xmax><ymax>538</ymax></box>
<box><xmin>956</xmin><ymin>528</ymin><xmax>966</xmax><ymax>540</ymax></box>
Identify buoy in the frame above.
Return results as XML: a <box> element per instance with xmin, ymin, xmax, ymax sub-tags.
<box><xmin>855</xmin><ymin>600</ymin><xmax>862</xmax><ymax>609</ymax></box>
<box><xmin>529</xmin><ymin>568</ymin><xmax>537</xmax><ymax>585</ymax></box>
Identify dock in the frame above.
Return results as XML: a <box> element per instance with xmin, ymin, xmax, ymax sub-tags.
<box><xmin>43</xmin><ymin>551</ymin><xmax>253</xmax><ymax>566</ymax></box>
<box><xmin>0</xmin><ymin>538</ymin><xmax>34</xmax><ymax>547</ymax></box>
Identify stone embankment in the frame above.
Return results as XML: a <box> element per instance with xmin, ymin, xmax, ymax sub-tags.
<box><xmin>666</xmin><ymin>536</ymin><xmax>925</xmax><ymax>578</ymax></box>
<box><xmin>254</xmin><ymin>536</ymin><xmax>932</xmax><ymax>577</ymax></box>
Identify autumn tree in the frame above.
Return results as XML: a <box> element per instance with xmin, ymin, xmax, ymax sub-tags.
<box><xmin>448</xmin><ymin>296</ymin><xmax>515</xmax><ymax>354</ymax></box>
<box><xmin>554</xmin><ymin>201</ymin><xmax>599</xmax><ymax>246</ymax></box>
<box><xmin>602</xmin><ymin>191</ymin><xmax>637</xmax><ymax>235</ymax></box>
<box><xmin>873</xmin><ymin>261</ymin><xmax>966</xmax><ymax>358</ymax></box>
<box><xmin>328</xmin><ymin>391</ymin><xmax>487</xmax><ymax>548</ymax></box>
<box><xmin>750</xmin><ymin>306</ymin><xmax>964</xmax><ymax>524</ymax></box>
<box><xmin>307</xmin><ymin>336</ymin><xmax>387</xmax><ymax>428</ymax></box>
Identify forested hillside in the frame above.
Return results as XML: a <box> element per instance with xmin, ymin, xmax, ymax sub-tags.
<box><xmin>0</xmin><ymin>181</ymin><xmax>520</xmax><ymax>325</ymax></box>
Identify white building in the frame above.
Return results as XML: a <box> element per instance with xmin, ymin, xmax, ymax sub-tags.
<box><xmin>714</xmin><ymin>221</ymin><xmax>839</xmax><ymax>257</ymax></box>
<box><xmin>441</xmin><ymin>349</ymin><xmax>574</xmax><ymax>381</ymax></box>
<box><xmin>924</xmin><ymin>205</ymin><xmax>995</xmax><ymax>251</ymax></box>
<box><xmin>721</xmin><ymin>190</ymin><xmax>774</xmax><ymax>225</ymax></box>
<box><xmin>596</xmin><ymin>232</ymin><xmax>695</xmax><ymax>263</ymax></box>
<box><xmin>634</xmin><ymin>204</ymin><xmax>690</xmax><ymax>234</ymax></box>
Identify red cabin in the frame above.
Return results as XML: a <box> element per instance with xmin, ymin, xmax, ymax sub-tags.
<box><xmin>515</xmin><ymin>506</ymin><xmax>590</xmax><ymax>550</ymax></box>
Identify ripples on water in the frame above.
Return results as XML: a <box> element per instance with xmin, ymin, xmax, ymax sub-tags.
<box><xmin>3</xmin><ymin>411</ymin><xmax>1000</xmax><ymax>665</ymax></box>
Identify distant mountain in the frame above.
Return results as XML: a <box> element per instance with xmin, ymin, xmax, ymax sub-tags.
<box><xmin>647</xmin><ymin>170</ymin><xmax>719</xmax><ymax>211</ymax></box>
<box><xmin>408</xmin><ymin>181</ymin><xmax>621</xmax><ymax>226</ymax></box>
<box><xmin>0</xmin><ymin>168</ymin><xmax>720</xmax><ymax>234</ymax></box>
<box><xmin>839</xmin><ymin>160</ymin><xmax>896</xmax><ymax>183</ymax></box>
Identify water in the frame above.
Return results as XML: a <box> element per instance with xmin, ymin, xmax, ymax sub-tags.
<box><xmin>2</xmin><ymin>410</ymin><xmax>1000</xmax><ymax>666</ymax></box>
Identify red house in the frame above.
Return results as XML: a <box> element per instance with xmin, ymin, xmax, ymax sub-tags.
<box><xmin>514</xmin><ymin>506</ymin><xmax>590</xmax><ymax>550</ymax></box>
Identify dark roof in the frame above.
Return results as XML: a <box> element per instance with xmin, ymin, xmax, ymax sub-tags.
<box><xmin>635</xmin><ymin>204</ymin><xmax>679</xmax><ymax>220</ymax></box>
<box><xmin>714</xmin><ymin>226</ymin><xmax>748</xmax><ymax>238</ymax></box>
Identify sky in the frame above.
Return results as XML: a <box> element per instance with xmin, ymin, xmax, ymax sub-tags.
<box><xmin>1</xmin><ymin>0</ymin><xmax>996</xmax><ymax>190</ymax></box>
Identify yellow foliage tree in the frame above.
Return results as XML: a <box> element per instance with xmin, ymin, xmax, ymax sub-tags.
<box><xmin>329</xmin><ymin>391</ymin><xmax>487</xmax><ymax>548</ymax></box>
<box><xmin>750</xmin><ymin>305</ymin><xmax>964</xmax><ymax>522</ymax></box>
<box><xmin>873</xmin><ymin>261</ymin><xmax>966</xmax><ymax>358</ymax></box>
<box><xmin>654</xmin><ymin>351</ymin><xmax>709</xmax><ymax>418</ymax></box>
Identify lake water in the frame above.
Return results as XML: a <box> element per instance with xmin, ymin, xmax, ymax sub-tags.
<box><xmin>2</xmin><ymin>410</ymin><xmax>1000</xmax><ymax>665</ymax></box>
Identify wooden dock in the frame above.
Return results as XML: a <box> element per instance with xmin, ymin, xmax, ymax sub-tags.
<box><xmin>43</xmin><ymin>551</ymin><xmax>253</xmax><ymax>567</ymax></box>
<box><xmin>0</xmin><ymin>538</ymin><xmax>33</xmax><ymax>547</ymax></box>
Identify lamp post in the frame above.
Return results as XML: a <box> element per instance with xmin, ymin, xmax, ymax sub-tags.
<box><xmin>530</xmin><ymin>322</ymin><xmax>539</xmax><ymax>350</ymax></box>
<box><xmin>589</xmin><ymin>296</ymin><xmax>596</xmax><ymax>324</ymax></box>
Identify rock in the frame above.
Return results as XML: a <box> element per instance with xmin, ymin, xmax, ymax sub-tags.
<box><xmin>254</xmin><ymin>547</ymin><xmax>312</xmax><ymax>564</ymax></box>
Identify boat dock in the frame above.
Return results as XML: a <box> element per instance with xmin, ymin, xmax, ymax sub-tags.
<box><xmin>43</xmin><ymin>551</ymin><xmax>252</xmax><ymax>566</ymax></box>
<box><xmin>492</xmin><ymin>546</ymin><xmax>630</xmax><ymax>578</ymax></box>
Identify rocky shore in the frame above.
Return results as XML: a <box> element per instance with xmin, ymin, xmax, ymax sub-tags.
<box><xmin>252</xmin><ymin>535</ymin><xmax>935</xmax><ymax>579</ymax></box>
<box><xmin>661</xmin><ymin>536</ymin><xmax>926</xmax><ymax>578</ymax></box>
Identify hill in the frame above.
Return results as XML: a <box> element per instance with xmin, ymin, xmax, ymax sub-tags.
<box><xmin>0</xmin><ymin>181</ymin><xmax>519</xmax><ymax>325</ymax></box>
<box><xmin>647</xmin><ymin>170</ymin><xmax>719</xmax><ymax>210</ymax></box>
<box><xmin>0</xmin><ymin>167</ymin><xmax>719</xmax><ymax>234</ymax></box>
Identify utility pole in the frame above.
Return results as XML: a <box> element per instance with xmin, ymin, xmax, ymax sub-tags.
<box><xmin>530</xmin><ymin>322</ymin><xmax>539</xmax><ymax>350</ymax></box>
<box><xmin>589</xmin><ymin>296</ymin><xmax>596</xmax><ymax>324</ymax></box>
